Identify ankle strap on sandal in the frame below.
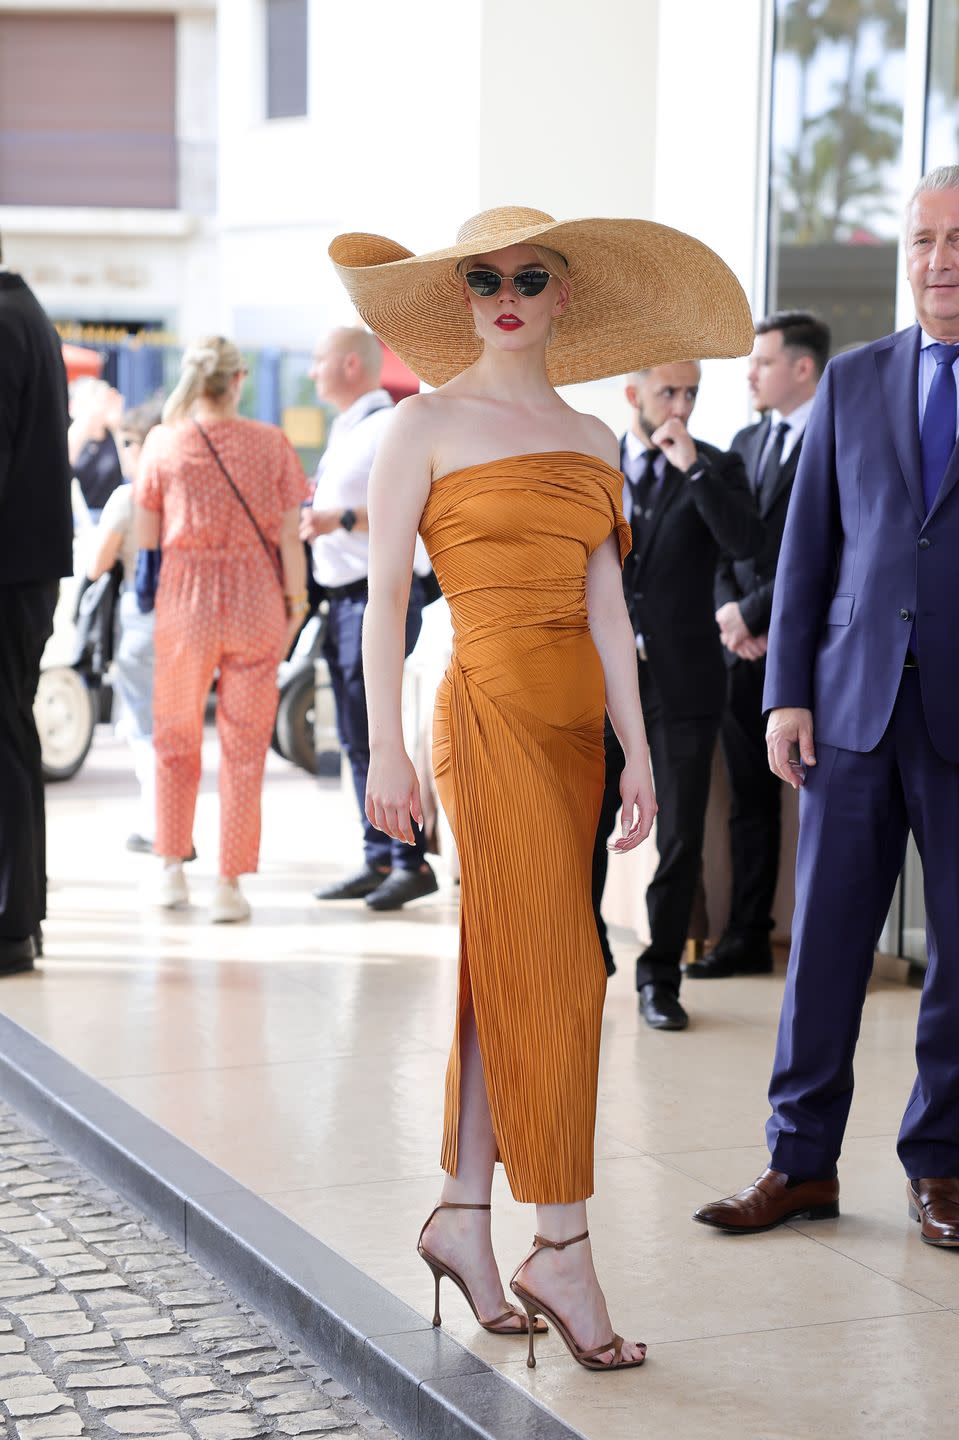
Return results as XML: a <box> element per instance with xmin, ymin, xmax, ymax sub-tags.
<box><xmin>436</xmin><ymin>1202</ymin><xmax>491</xmax><ymax>1211</ymax></box>
<box><xmin>532</xmin><ymin>1230</ymin><xmax>589</xmax><ymax>1251</ymax></box>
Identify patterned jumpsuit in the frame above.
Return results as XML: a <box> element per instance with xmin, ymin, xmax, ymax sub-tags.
<box><xmin>136</xmin><ymin>418</ymin><xmax>307</xmax><ymax>876</ymax></box>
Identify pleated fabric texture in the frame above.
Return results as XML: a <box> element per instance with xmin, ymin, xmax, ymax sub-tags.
<box><xmin>420</xmin><ymin>452</ymin><xmax>632</xmax><ymax>1204</ymax></box>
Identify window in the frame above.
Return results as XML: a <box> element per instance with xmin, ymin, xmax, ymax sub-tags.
<box><xmin>767</xmin><ymin>0</ymin><xmax>908</xmax><ymax>350</ymax></box>
<box><xmin>0</xmin><ymin>13</ymin><xmax>176</xmax><ymax>209</ymax></box>
<box><xmin>926</xmin><ymin>0</ymin><xmax>959</xmax><ymax>163</ymax></box>
<box><xmin>266</xmin><ymin>0</ymin><xmax>308</xmax><ymax>120</ymax></box>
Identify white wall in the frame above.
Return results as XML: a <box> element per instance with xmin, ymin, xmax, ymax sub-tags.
<box><xmin>215</xmin><ymin>0</ymin><xmax>484</xmax><ymax>347</ymax></box>
<box><xmin>652</xmin><ymin>0</ymin><xmax>767</xmax><ymax>447</ymax></box>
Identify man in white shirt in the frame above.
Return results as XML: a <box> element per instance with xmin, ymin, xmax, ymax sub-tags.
<box><xmin>690</xmin><ymin>311</ymin><xmax>831</xmax><ymax>979</ymax></box>
<box><xmin>300</xmin><ymin>327</ymin><xmax>437</xmax><ymax>910</ymax></box>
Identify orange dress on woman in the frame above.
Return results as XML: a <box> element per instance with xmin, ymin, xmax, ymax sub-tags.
<box><xmin>419</xmin><ymin>452</ymin><xmax>632</xmax><ymax>1205</ymax></box>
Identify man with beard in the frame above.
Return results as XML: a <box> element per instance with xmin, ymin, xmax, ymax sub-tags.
<box><xmin>592</xmin><ymin>363</ymin><xmax>762</xmax><ymax>1029</ymax></box>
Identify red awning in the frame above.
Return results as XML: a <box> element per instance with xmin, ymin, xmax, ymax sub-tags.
<box><xmin>379</xmin><ymin>343</ymin><xmax>420</xmax><ymax>402</ymax></box>
<box><xmin>61</xmin><ymin>343</ymin><xmax>103</xmax><ymax>381</ymax></box>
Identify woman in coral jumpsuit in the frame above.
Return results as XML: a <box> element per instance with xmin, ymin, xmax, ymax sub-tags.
<box><xmin>135</xmin><ymin>337</ymin><xmax>308</xmax><ymax>922</ymax></box>
<box><xmin>330</xmin><ymin>208</ymin><xmax>752</xmax><ymax>1370</ymax></box>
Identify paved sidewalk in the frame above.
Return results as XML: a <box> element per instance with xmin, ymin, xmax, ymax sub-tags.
<box><xmin>0</xmin><ymin>1102</ymin><xmax>396</xmax><ymax>1440</ymax></box>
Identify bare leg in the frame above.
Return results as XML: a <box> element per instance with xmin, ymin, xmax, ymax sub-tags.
<box><xmin>520</xmin><ymin>1203</ymin><xmax>645</xmax><ymax>1365</ymax></box>
<box><xmin>419</xmin><ymin>1005</ymin><xmax>524</xmax><ymax>1329</ymax></box>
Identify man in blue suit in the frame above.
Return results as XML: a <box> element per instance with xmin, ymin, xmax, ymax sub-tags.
<box><xmin>694</xmin><ymin>165</ymin><xmax>959</xmax><ymax>1246</ymax></box>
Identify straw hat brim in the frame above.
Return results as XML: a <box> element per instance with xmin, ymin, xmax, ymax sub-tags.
<box><xmin>329</xmin><ymin>214</ymin><xmax>755</xmax><ymax>388</ymax></box>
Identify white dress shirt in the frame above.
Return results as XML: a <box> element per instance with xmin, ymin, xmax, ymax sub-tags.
<box><xmin>757</xmin><ymin>395</ymin><xmax>815</xmax><ymax>474</ymax></box>
<box><xmin>310</xmin><ymin>388</ymin><xmax>430</xmax><ymax>589</ymax></box>
<box><xmin>310</xmin><ymin>389</ymin><xmax>392</xmax><ymax>588</ymax></box>
<box><xmin>918</xmin><ymin>329</ymin><xmax>959</xmax><ymax>437</ymax></box>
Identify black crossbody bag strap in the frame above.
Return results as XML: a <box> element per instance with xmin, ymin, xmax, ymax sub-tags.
<box><xmin>193</xmin><ymin>421</ymin><xmax>282</xmax><ymax>586</ymax></box>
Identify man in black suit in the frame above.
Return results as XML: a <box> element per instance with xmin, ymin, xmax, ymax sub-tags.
<box><xmin>0</xmin><ymin>240</ymin><xmax>73</xmax><ymax>973</ymax></box>
<box><xmin>688</xmin><ymin>312</ymin><xmax>831</xmax><ymax>980</ymax></box>
<box><xmin>592</xmin><ymin>361</ymin><xmax>763</xmax><ymax>1029</ymax></box>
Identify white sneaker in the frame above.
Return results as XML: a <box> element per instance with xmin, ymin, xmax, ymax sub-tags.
<box><xmin>156</xmin><ymin>865</ymin><xmax>189</xmax><ymax>909</ymax></box>
<box><xmin>210</xmin><ymin>881</ymin><xmax>251</xmax><ymax>924</ymax></box>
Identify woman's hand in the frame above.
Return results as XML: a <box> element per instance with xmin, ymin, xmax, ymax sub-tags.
<box><xmin>366</xmin><ymin>744</ymin><xmax>423</xmax><ymax>844</ymax></box>
<box><xmin>608</xmin><ymin>752</ymin><xmax>657</xmax><ymax>854</ymax></box>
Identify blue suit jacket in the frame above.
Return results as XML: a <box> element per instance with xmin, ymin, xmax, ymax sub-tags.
<box><xmin>764</xmin><ymin>324</ymin><xmax>959</xmax><ymax>762</ymax></box>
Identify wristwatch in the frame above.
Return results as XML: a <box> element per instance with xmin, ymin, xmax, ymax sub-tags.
<box><xmin>339</xmin><ymin>507</ymin><xmax>357</xmax><ymax>532</ymax></box>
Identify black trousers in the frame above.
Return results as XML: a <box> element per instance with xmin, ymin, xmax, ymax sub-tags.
<box><xmin>591</xmin><ymin>663</ymin><xmax>720</xmax><ymax>993</ymax></box>
<box><xmin>0</xmin><ymin>583</ymin><xmax>58</xmax><ymax>940</ymax></box>
<box><xmin>322</xmin><ymin>579</ymin><xmax>427</xmax><ymax>872</ymax></box>
<box><xmin>719</xmin><ymin>658</ymin><xmax>781</xmax><ymax>940</ymax></box>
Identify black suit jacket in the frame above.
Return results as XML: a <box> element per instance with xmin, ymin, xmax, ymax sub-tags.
<box><xmin>0</xmin><ymin>273</ymin><xmax>73</xmax><ymax>585</ymax></box>
<box><xmin>620</xmin><ymin>435</ymin><xmax>763</xmax><ymax>717</ymax></box>
<box><xmin>715</xmin><ymin>416</ymin><xmax>802</xmax><ymax>662</ymax></box>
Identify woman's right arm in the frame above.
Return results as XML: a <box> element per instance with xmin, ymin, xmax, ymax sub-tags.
<box><xmin>362</xmin><ymin>398</ymin><xmax>433</xmax><ymax>846</ymax></box>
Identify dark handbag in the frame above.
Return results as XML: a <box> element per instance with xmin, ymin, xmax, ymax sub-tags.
<box><xmin>135</xmin><ymin>547</ymin><xmax>162</xmax><ymax>614</ymax></box>
<box><xmin>193</xmin><ymin>421</ymin><xmax>283</xmax><ymax>585</ymax></box>
<box><xmin>73</xmin><ymin>563</ymin><xmax>123</xmax><ymax>676</ymax></box>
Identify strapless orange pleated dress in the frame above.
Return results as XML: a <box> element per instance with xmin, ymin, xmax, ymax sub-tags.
<box><xmin>419</xmin><ymin>452</ymin><xmax>632</xmax><ymax>1205</ymax></box>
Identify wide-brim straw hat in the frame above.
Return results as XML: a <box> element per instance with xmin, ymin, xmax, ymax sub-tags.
<box><xmin>329</xmin><ymin>205</ymin><xmax>754</xmax><ymax>388</ymax></box>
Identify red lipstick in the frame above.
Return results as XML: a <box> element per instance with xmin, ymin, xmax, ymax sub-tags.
<box><xmin>495</xmin><ymin>314</ymin><xmax>524</xmax><ymax>331</ymax></box>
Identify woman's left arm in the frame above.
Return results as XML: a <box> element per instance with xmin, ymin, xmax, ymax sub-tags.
<box><xmin>586</xmin><ymin>535</ymin><xmax>657</xmax><ymax>852</ymax></box>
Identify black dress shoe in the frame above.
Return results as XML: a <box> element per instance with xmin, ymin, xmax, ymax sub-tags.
<box><xmin>639</xmin><ymin>983</ymin><xmax>688</xmax><ymax>1030</ymax></box>
<box><xmin>685</xmin><ymin>935</ymin><xmax>773</xmax><ymax>979</ymax></box>
<box><xmin>313</xmin><ymin>866</ymin><xmax>389</xmax><ymax>901</ymax></box>
<box><xmin>0</xmin><ymin>936</ymin><xmax>36</xmax><ymax>975</ymax></box>
<box><xmin>365</xmin><ymin>866</ymin><xmax>439</xmax><ymax>911</ymax></box>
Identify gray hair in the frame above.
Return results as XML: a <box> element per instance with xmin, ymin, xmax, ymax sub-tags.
<box><xmin>905</xmin><ymin>166</ymin><xmax>959</xmax><ymax>235</ymax></box>
<box><xmin>909</xmin><ymin>164</ymin><xmax>959</xmax><ymax>203</ymax></box>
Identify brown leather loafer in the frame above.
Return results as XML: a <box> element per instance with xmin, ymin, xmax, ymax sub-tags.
<box><xmin>693</xmin><ymin>1168</ymin><xmax>839</xmax><ymax>1233</ymax></box>
<box><xmin>908</xmin><ymin>1178</ymin><xmax>959</xmax><ymax>1246</ymax></box>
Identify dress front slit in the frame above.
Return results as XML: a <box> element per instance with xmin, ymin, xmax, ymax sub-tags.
<box><xmin>422</xmin><ymin>453</ymin><xmax>632</xmax><ymax>1206</ymax></box>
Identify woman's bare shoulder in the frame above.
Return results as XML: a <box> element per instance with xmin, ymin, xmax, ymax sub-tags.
<box><xmin>567</xmin><ymin>410</ymin><xmax>621</xmax><ymax>469</ymax></box>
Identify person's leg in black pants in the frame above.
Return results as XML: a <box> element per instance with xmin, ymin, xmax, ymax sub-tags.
<box><xmin>0</xmin><ymin>582</ymin><xmax>58</xmax><ymax>965</ymax></box>
<box><xmin>724</xmin><ymin>658</ymin><xmax>781</xmax><ymax>942</ymax></box>
<box><xmin>591</xmin><ymin>718</ymin><xmax>625</xmax><ymax>977</ymax></box>
<box><xmin>637</xmin><ymin>677</ymin><xmax>721</xmax><ymax>997</ymax></box>
<box><xmin>690</xmin><ymin>658</ymin><xmax>779</xmax><ymax>978</ymax></box>
<box><xmin>316</xmin><ymin>585</ymin><xmax>436</xmax><ymax>907</ymax></box>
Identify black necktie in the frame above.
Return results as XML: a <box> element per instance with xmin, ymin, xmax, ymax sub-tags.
<box><xmin>757</xmin><ymin>419</ymin><xmax>789</xmax><ymax>500</ymax></box>
<box><xmin>627</xmin><ymin>451</ymin><xmax>659</xmax><ymax>547</ymax></box>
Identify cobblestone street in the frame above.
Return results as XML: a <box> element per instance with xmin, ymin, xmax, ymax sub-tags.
<box><xmin>0</xmin><ymin>1104</ymin><xmax>395</xmax><ymax>1440</ymax></box>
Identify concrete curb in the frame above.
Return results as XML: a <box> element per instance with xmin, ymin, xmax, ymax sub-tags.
<box><xmin>0</xmin><ymin>1014</ymin><xmax>584</xmax><ymax>1440</ymax></box>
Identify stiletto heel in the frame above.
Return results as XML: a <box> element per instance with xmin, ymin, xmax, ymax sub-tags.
<box><xmin>426</xmin><ymin>1261</ymin><xmax>442</xmax><ymax>1326</ymax></box>
<box><xmin>510</xmin><ymin>1230</ymin><xmax>646</xmax><ymax>1372</ymax></box>
<box><xmin>417</xmin><ymin>1203</ymin><xmax>548</xmax><ymax>1338</ymax></box>
<box><xmin>521</xmin><ymin>1300</ymin><xmax>540</xmax><ymax>1368</ymax></box>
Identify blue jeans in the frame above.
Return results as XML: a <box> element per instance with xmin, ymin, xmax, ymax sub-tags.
<box><xmin>323</xmin><ymin>579</ymin><xmax>426</xmax><ymax>872</ymax></box>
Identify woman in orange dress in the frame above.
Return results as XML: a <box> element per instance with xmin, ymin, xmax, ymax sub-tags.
<box><xmin>135</xmin><ymin>337</ymin><xmax>308</xmax><ymax>922</ymax></box>
<box><xmin>330</xmin><ymin>209</ymin><xmax>752</xmax><ymax>1370</ymax></box>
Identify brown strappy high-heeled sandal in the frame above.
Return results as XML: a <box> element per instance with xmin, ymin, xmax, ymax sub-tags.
<box><xmin>417</xmin><ymin>1202</ymin><xmax>548</xmax><ymax>1337</ymax></box>
<box><xmin>509</xmin><ymin>1230</ymin><xmax>646</xmax><ymax>1371</ymax></box>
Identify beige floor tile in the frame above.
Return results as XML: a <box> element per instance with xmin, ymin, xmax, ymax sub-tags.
<box><xmin>658</xmin><ymin>1138</ymin><xmax>959</xmax><ymax>1308</ymax></box>
<box><xmin>493</xmin><ymin>1309</ymin><xmax>959</xmax><ymax>1440</ymax></box>
<box><xmin>13</xmin><ymin>733</ymin><xmax>948</xmax><ymax>1440</ymax></box>
<box><xmin>268</xmin><ymin>1153</ymin><xmax>936</xmax><ymax>1347</ymax></box>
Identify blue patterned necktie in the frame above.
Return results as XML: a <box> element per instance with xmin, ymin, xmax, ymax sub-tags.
<box><xmin>920</xmin><ymin>343</ymin><xmax>959</xmax><ymax>513</ymax></box>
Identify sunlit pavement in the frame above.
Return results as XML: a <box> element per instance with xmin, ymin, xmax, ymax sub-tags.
<box><xmin>3</xmin><ymin>729</ymin><xmax>954</xmax><ymax>1440</ymax></box>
